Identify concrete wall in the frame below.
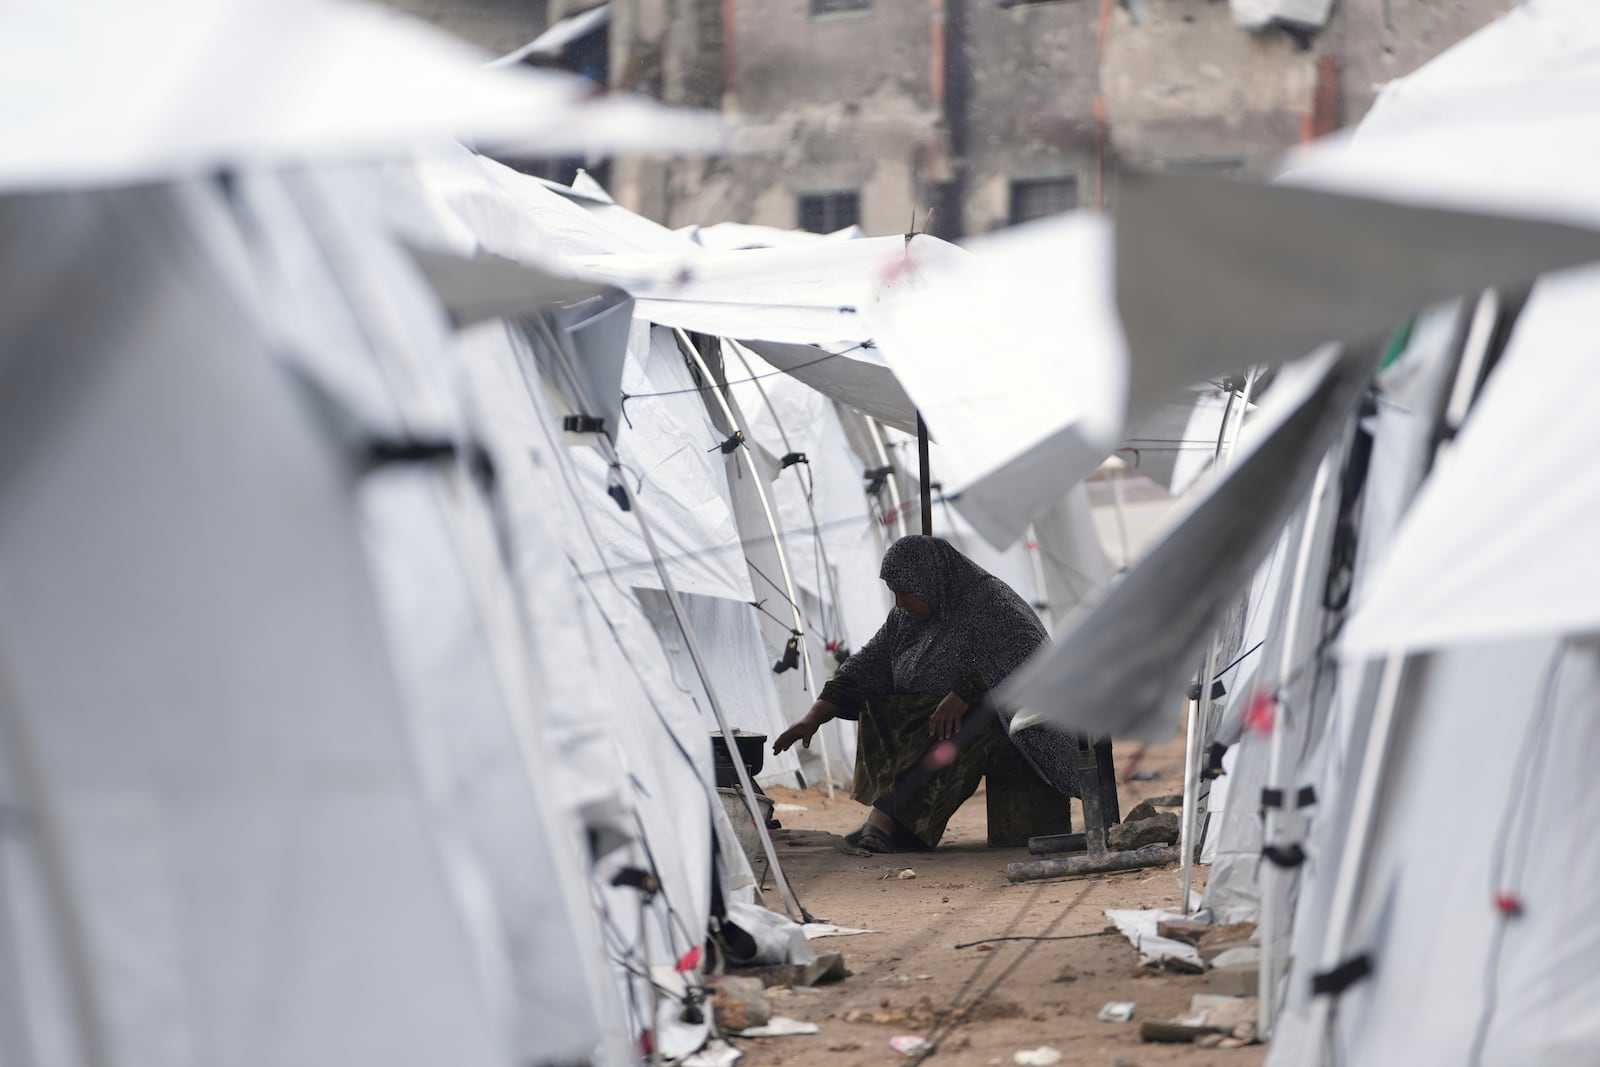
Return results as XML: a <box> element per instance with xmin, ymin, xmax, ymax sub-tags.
<box><xmin>600</xmin><ymin>0</ymin><xmax>1517</xmax><ymax>230</ymax></box>
<box><xmin>654</xmin><ymin>0</ymin><xmax>945</xmax><ymax>235</ymax></box>
<box><xmin>1331</xmin><ymin>0</ymin><xmax>1518</xmax><ymax>120</ymax></box>
<box><xmin>960</xmin><ymin>0</ymin><xmax>1099</xmax><ymax>232</ymax></box>
<box><xmin>372</xmin><ymin>0</ymin><xmax>547</xmax><ymax>53</ymax></box>
<box><xmin>1103</xmin><ymin>0</ymin><xmax>1314</xmax><ymax>177</ymax></box>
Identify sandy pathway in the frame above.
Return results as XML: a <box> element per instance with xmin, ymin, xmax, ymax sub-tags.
<box><xmin>731</xmin><ymin>737</ymin><xmax>1266</xmax><ymax>1067</ymax></box>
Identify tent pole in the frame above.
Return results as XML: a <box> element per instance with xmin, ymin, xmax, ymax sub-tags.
<box><xmin>917</xmin><ymin>411</ymin><xmax>933</xmax><ymax>536</ymax></box>
<box><xmin>1178</xmin><ymin>378</ymin><xmax>1244</xmax><ymax>914</ymax></box>
<box><xmin>1309</xmin><ymin>292</ymin><xmax>1506</xmax><ymax>1061</ymax></box>
<box><xmin>678</xmin><ymin>333</ymin><xmax>835</xmax><ymax>800</ymax></box>
<box><xmin>724</xmin><ymin>342</ymin><xmax>845</xmax><ymax>798</ymax></box>
<box><xmin>1258</xmin><ymin>448</ymin><xmax>1338</xmax><ymax>1038</ymax></box>
<box><xmin>539</xmin><ymin>318</ymin><xmax>807</xmax><ymax>921</ymax></box>
<box><xmin>870</xmin><ymin>422</ymin><xmax>912</xmax><ymax>540</ymax></box>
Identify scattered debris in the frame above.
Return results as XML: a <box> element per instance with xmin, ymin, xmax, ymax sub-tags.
<box><xmin>709</xmin><ymin>977</ymin><xmax>771</xmax><ymax>1032</ymax></box>
<box><xmin>1155</xmin><ymin>917</ymin><xmax>1213</xmax><ymax>945</ymax></box>
<box><xmin>1098</xmin><ymin>1002</ymin><xmax>1136</xmax><ymax>1023</ymax></box>
<box><xmin>1209</xmin><ymin>946</ymin><xmax>1261</xmax><ymax>969</ymax></box>
<box><xmin>1052</xmin><ymin>963</ymin><xmax>1078</xmax><ymax>983</ymax></box>
<box><xmin>773</xmin><ymin>803</ymin><xmax>808</xmax><ymax>813</ymax></box>
<box><xmin>1012</xmin><ymin>1046</ymin><xmax>1062</xmax><ymax>1066</ymax></box>
<box><xmin>975</xmin><ymin>943</ymin><xmax>995</xmax><ymax>952</ymax></box>
<box><xmin>732</xmin><ymin>951</ymin><xmax>850</xmax><ymax>988</ymax></box>
<box><xmin>1175</xmin><ymin>994</ymin><xmax>1257</xmax><ymax>1032</ymax></box>
<box><xmin>1195</xmin><ymin>1033</ymin><xmax>1226</xmax><ymax>1048</ymax></box>
<box><xmin>889</xmin><ymin>1035</ymin><xmax>928</xmax><ymax>1056</ymax></box>
<box><xmin>1206</xmin><ymin>963</ymin><xmax>1259</xmax><ymax>998</ymax></box>
<box><xmin>897</xmin><ymin>868</ymin><xmax>918</xmax><ymax>880</ymax></box>
<box><xmin>1139</xmin><ymin>1021</ymin><xmax>1228</xmax><ymax>1044</ymax></box>
<box><xmin>1130</xmin><ymin>770</ymin><xmax>1162</xmax><ymax>781</ymax></box>
<box><xmin>827</xmin><ymin>1042</ymin><xmax>862</xmax><ymax>1052</ymax></box>
<box><xmin>802</xmin><ymin>923</ymin><xmax>875</xmax><ymax>939</ymax></box>
<box><xmin>682</xmin><ymin>1040</ymin><xmax>742</xmax><ymax>1067</ymax></box>
<box><xmin>1108</xmin><ymin>813</ymin><xmax>1181</xmax><ymax>851</ymax></box>
<box><xmin>1104</xmin><ymin>909</ymin><xmax>1206</xmax><ymax>971</ymax></box>
<box><xmin>731</xmin><ymin>1016</ymin><xmax>819</xmax><ymax>1037</ymax></box>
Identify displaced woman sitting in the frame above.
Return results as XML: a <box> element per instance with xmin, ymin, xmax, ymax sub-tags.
<box><xmin>772</xmin><ymin>535</ymin><xmax>1080</xmax><ymax>853</ymax></box>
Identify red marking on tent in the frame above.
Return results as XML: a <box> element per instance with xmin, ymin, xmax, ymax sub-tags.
<box><xmin>675</xmin><ymin>946</ymin><xmax>702</xmax><ymax>973</ymax></box>
<box><xmin>1494</xmin><ymin>893</ymin><xmax>1524</xmax><ymax>918</ymax></box>
<box><xmin>1244</xmin><ymin>690</ymin><xmax>1276</xmax><ymax>735</ymax></box>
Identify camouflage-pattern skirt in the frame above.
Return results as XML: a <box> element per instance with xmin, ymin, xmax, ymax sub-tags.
<box><xmin>850</xmin><ymin>693</ymin><xmax>1008</xmax><ymax>849</ymax></box>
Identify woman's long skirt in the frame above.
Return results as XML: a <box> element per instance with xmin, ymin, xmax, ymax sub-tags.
<box><xmin>850</xmin><ymin>693</ymin><xmax>1008</xmax><ymax>848</ymax></box>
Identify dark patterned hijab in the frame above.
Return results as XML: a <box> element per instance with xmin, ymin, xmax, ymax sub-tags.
<box><xmin>873</xmin><ymin>534</ymin><xmax>1048</xmax><ymax>695</ymax></box>
<box><xmin>831</xmin><ymin>535</ymin><xmax>1080</xmax><ymax>796</ymax></box>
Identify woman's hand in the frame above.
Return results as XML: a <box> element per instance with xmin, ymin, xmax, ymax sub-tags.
<box><xmin>773</xmin><ymin>719</ymin><xmax>819</xmax><ymax>753</ymax></box>
<box><xmin>928</xmin><ymin>692</ymin><xmax>970</xmax><ymax>740</ymax></box>
<box><xmin>773</xmin><ymin>699</ymin><xmax>840</xmax><ymax>754</ymax></box>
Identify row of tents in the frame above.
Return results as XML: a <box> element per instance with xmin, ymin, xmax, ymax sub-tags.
<box><xmin>0</xmin><ymin>3</ymin><xmax>1121</xmax><ymax>1065</ymax></box>
<box><xmin>5</xmin><ymin>0</ymin><xmax>1600</xmax><ymax>1063</ymax></box>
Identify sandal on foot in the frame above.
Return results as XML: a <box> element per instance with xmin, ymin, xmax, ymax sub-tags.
<box><xmin>855</xmin><ymin>824</ymin><xmax>897</xmax><ymax>853</ymax></box>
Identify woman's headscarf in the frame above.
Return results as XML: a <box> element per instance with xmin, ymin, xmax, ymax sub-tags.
<box><xmin>829</xmin><ymin>535</ymin><xmax>1081</xmax><ymax>797</ymax></box>
<box><xmin>872</xmin><ymin>534</ymin><xmax>1048</xmax><ymax>697</ymax></box>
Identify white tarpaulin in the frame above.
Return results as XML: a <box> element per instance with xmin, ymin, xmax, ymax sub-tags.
<box><xmin>563</xmin><ymin>323</ymin><xmax>755</xmax><ymax>602</ymax></box>
<box><xmin>872</xmin><ymin>219</ymin><xmax>1127</xmax><ymax>548</ymax></box>
<box><xmin>0</xmin><ymin>183</ymin><xmax>535</xmax><ymax>1067</ymax></box>
<box><xmin>1340</xmin><ymin>267</ymin><xmax>1600</xmax><ymax>653</ymax></box>
<box><xmin>742</xmin><ymin>340</ymin><xmax>918</xmax><ymax>435</ymax></box>
<box><xmin>1231</xmin><ymin>0</ymin><xmax>1333</xmax><ymax>31</ymax></box>
<box><xmin>1</xmin><ymin>0</ymin><xmax>723</xmax><ymax>194</ymax></box>
<box><xmin>1001</xmin><ymin>345</ymin><xmax>1376</xmax><ymax>742</ymax></box>
<box><xmin>567</xmin><ymin>237</ymin><xmax>910</xmax><ymax>346</ymax></box>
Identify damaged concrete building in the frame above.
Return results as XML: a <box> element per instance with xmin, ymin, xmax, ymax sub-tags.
<box><xmin>393</xmin><ymin>0</ymin><xmax>1519</xmax><ymax>237</ymax></box>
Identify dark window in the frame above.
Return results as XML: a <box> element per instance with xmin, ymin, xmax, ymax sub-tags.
<box><xmin>811</xmin><ymin>0</ymin><xmax>872</xmax><ymax>15</ymax></box>
<box><xmin>1009</xmin><ymin>176</ymin><xmax>1079</xmax><ymax>225</ymax></box>
<box><xmin>798</xmin><ymin>191</ymin><xmax>860</xmax><ymax>234</ymax></box>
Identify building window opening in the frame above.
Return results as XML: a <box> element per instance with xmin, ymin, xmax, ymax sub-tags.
<box><xmin>1009</xmin><ymin>176</ymin><xmax>1079</xmax><ymax>225</ymax></box>
<box><xmin>811</xmin><ymin>0</ymin><xmax>872</xmax><ymax>15</ymax></box>
<box><xmin>798</xmin><ymin>191</ymin><xmax>861</xmax><ymax>234</ymax></box>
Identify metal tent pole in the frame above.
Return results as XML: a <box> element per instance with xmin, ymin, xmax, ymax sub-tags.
<box><xmin>1178</xmin><ymin>378</ymin><xmax>1244</xmax><ymax>914</ymax></box>
<box><xmin>538</xmin><ymin>318</ymin><xmax>807</xmax><ymax>920</ymax></box>
<box><xmin>723</xmin><ymin>341</ymin><xmax>846</xmax><ymax>797</ymax></box>
<box><xmin>1309</xmin><ymin>292</ymin><xmax>1506</xmax><ymax>1062</ymax></box>
<box><xmin>1258</xmin><ymin>449</ymin><xmax>1338</xmax><ymax>1037</ymax></box>
<box><xmin>917</xmin><ymin>411</ymin><xmax>933</xmax><ymax>536</ymax></box>
<box><xmin>677</xmin><ymin>332</ymin><xmax>836</xmax><ymax>799</ymax></box>
<box><xmin>869</xmin><ymin>422</ymin><xmax>912</xmax><ymax>540</ymax></box>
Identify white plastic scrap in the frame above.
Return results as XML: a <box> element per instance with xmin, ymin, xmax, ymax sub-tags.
<box><xmin>731</xmin><ymin>1017</ymin><xmax>819</xmax><ymax>1038</ymax></box>
<box><xmin>802</xmin><ymin>923</ymin><xmax>876</xmax><ymax>939</ymax></box>
<box><xmin>890</xmin><ymin>1035</ymin><xmax>929</xmax><ymax>1056</ymax></box>
<box><xmin>1097</xmin><ymin>1002</ymin><xmax>1136</xmax><ymax>1023</ymax></box>
<box><xmin>1013</xmin><ymin>1047</ymin><xmax>1063</xmax><ymax>1066</ymax></box>
<box><xmin>1103</xmin><ymin>908</ymin><xmax>1205</xmax><ymax>970</ymax></box>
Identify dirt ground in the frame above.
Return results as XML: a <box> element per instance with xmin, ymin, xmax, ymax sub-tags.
<box><xmin>731</xmin><ymin>736</ymin><xmax>1266</xmax><ymax>1067</ymax></box>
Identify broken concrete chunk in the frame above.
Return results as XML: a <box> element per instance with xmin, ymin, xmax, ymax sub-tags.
<box><xmin>1205</xmin><ymin>963</ymin><xmax>1259</xmax><ymax>998</ymax></box>
<box><xmin>709</xmin><ymin>975</ymin><xmax>772</xmax><ymax>1031</ymax></box>
<box><xmin>1209</xmin><ymin>946</ymin><xmax>1261</xmax><ymax>969</ymax></box>
<box><xmin>1155</xmin><ymin>918</ymin><xmax>1213</xmax><ymax>945</ymax></box>
<box><xmin>1109</xmin><ymin>814</ymin><xmax>1181</xmax><ymax>851</ymax></box>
